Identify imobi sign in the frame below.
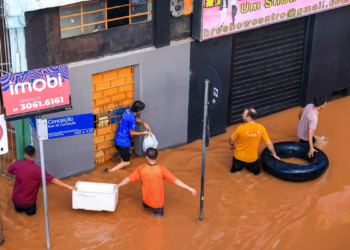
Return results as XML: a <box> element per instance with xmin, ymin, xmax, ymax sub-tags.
<box><xmin>192</xmin><ymin>0</ymin><xmax>350</xmax><ymax>41</ymax></box>
<box><xmin>0</xmin><ymin>65</ymin><xmax>72</xmax><ymax>121</ymax></box>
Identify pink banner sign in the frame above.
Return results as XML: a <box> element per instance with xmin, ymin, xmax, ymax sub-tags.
<box><xmin>197</xmin><ymin>0</ymin><xmax>350</xmax><ymax>41</ymax></box>
<box><xmin>0</xmin><ymin>65</ymin><xmax>72</xmax><ymax>121</ymax></box>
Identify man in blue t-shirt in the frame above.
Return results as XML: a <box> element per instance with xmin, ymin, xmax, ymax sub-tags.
<box><xmin>102</xmin><ymin>101</ymin><xmax>150</xmax><ymax>173</ymax></box>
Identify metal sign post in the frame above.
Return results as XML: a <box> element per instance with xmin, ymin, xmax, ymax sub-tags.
<box><xmin>199</xmin><ymin>79</ymin><xmax>210</xmax><ymax>221</ymax></box>
<box><xmin>29</xmin><ymin>114</ymin><xmax>94</xmax><ymax>249</ymax></box>
<box><xmin>38</xmin><ymin>117</ymin><xmax>51</xmax><ymax>249</ymax></box>
<box><xmin>197</xmin><ymin>66</ymin><xmax>222</xmax><ymax>221</ymax></box>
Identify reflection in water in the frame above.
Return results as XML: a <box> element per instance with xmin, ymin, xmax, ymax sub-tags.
<box><xmin>0</xmin><ymin>97</ymin><xmax>349</xmax><ymax>250</ymax></box>
<box><xmin>281</xmin><ymin>158</ymin><xmax>309</xmax><ymax>165</ymax></box>
<box><xmin>316</xmin><ymin>186</ymin><xmax>350</xmax><ymax>230</ymax></box>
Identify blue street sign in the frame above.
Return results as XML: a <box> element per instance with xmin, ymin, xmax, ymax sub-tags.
<box><xmin>47</xmin><ymin>113</ymin><xmax>94</xmax><ymax>139</ymax></box>
<box><xmin>28</xmin><ymin>117</ymin><xmax>37</xmax><ymax>135</ymax></box>
<box><xmin>112</xmin><ymin>107</ymin><xmax>126</xmax><ymax>117</ymax></box>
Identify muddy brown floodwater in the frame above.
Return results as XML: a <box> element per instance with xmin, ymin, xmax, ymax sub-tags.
<box><xmin>281</xmin><ymin>158</ymin><xmax>309</xmax><ymax>165</ymax></box>
<box><xmin>1</xmin><ymin>97</ymin><xmax>350</xmax><ymax>250</ymax></box>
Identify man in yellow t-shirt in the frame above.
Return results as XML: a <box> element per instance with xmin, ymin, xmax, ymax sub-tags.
<box><xmin>229</xmin><ymin>108</ymin><xmax>280</xmax><ymax>175</ymax></box>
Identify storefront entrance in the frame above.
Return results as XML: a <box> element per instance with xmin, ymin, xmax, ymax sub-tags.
<box><xmin>92</xmin><ymin>66</ymin><xmax>134</xmax><ymax>165</ymax></box>
<box><xmin>228</xmin><ymin>17</ymin><xmax>308</xmax><ymax>125</ymax></box>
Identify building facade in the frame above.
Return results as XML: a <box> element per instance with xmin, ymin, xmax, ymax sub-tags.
<box><xmin>3</xmin><ymin>0</ymin><xmax>350</xmax><ymax>178</ymax></box>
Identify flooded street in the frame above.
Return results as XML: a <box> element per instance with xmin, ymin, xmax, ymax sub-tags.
<box><xmin>0</xmin><ymin>97</ymin><xmax>349</xmax><ymax>250</ymax></box>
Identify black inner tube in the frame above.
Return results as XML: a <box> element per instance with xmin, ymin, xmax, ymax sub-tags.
<box><xmin>261</xmin><ymin>142</ymin><xmax>329</xmax><ymax>182</ymax></box>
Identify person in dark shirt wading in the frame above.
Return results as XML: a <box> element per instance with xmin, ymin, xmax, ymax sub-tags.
<box><xmin>8</xmin><ymin>146</ymin><xmax>76</xmax><ymax>216</ymax></box>
<box><xmin>102</xmin><ymin>101</ymin><xmax>151</xmax><ymax>173</ymax></box>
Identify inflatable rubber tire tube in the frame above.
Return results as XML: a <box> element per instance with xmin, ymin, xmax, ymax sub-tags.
<box><xmin>261</xmin><ymin>142</ymin><xmax>329</xmax><ymax>182</ymax></box>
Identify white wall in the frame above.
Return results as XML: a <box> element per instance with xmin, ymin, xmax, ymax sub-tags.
<box><xmin>4</xmin><ymin>0</ymin><xmax>91</xmax><ymax>28</ymax></box>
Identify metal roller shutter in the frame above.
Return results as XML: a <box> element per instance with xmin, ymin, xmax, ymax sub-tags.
<box><xmin>228</xmin><ymin>17</ymin><xmax>307</xmax><ymax>125</ymax></box>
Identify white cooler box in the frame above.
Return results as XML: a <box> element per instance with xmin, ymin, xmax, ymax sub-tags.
<box><xmin>72</xmin><ymin>181</ymin><xmax>118</xmax><ymax>212</ymax></box>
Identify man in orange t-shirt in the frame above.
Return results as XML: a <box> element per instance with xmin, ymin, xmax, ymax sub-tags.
<box><xmin>114</xmin><ymin>148</ymin><xmax>196</xmax><ymax>216</ymax></box>
<box><xmin>229</xmin><ymin>108</ymin><xmax>280</xmax><ymax>175</ymax></box>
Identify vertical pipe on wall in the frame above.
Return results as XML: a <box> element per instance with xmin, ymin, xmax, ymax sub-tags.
<box><xmin>153</xmin><ymin>0</ymin><xmax>170</xmax><ymax>47</ymax></box>
<box><xmin>15</xmin><ymin>52</ymin><xmax>20</xmax><ymax>71</ymax></box>
<box><xmin>9</xmin><ymin>28</ymin><xmax>31</xmax><ymax>159</ymax></box>
<box><xmin>14</xmin><ymin>120</ymin><xmax>24</xmax><ymax>160</ymax></box>
<box><xmin>14</xmin><ymin>50</ymin><xmax>25</xmax><ymax>160</ymax></box>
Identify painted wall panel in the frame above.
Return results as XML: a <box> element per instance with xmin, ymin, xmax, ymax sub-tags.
<box><xmin>188</xmin><ymin>36</ymin><xmax>232</xmax><ymax>143</ymax></box>
<box><xmin>25</xmin><ymin>8</ymin><xmax>154</xmax><ymax>68</ymax></box>
<box><xmin>305</xmin><ymin>6</ymin><xmax>350</xmax><ymax>103</ymax></box>
<box><xmin>170</xmin><ymin>15</ymin><xmax>192</xmax><ymax>41</ymax></box>
<box><xmin>33</xmin><ymin>42</ymin><xmax>191</xmax><ymax>178</ymax></box>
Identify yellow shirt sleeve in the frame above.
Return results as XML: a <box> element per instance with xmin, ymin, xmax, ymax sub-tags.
<box><xmin>261</xmin><ymin>126</ymin><xmax>271</xmax><ymax>143</ymax></box>
<box><xmin>231</xmin><ymin>126</ymin><xmax>240</xmax><ymax>140</ymax></box>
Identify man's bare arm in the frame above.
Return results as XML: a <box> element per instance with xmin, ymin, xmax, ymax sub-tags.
<box><xmin>229</xmin><ymin>138</ymin><xmax>236</xmax><ymax>146</ymax></box>
<box><xmin>298</xmin><ymin>109</ymin><xmax>303</xmax><ymax>120</ymax></box>
<box><xmin>51</xmin><ymin>178</ymin><xmax>77</xmax><ymax>191</ymax></box>
<box><xmin>174</xmin><ymin>179</ymin><xmax>196</xmax><ymax>196</ymax></box>
<box><xmin>114</xmin><ymin>177</ymin><xmax>131</xmax><ymax>189</ymax></box>
<box><xmin>136</xmin><ymin>117</ymin><xmax>145</xmax><ymax>124</ymax></box>
<box><xmin>136</xmin><ymin>118</ymin><xmax>151</xmax><ymax>131</ymax></box>
<box><xmin>130</xmin><ymin>130</ymin><xmax>149</xmax><ymax>136</ymax></box>
<box><xmin>307</xmin><ymin>129</ymin><xmax>317</xmax><ymax>158</ymax></box>
<box><xmin>266</xmin><ymin>141</ymin><xmax>281</xmax><ymax>160</ymax></box>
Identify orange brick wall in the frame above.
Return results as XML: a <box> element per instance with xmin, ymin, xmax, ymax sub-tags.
<box><xmin>92</xmin><ymin>66</ymin><xmax>134</xmax><ymax>164</ymax></box>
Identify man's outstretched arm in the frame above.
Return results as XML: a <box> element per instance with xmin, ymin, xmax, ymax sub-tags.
<box><xmin>174</xmin><ymin>179</ymin><xmax>196</xmax><ymax>196</ymax></box>
<box><xmin>130</xmin><ymin>130</ymin><xmax>149</xmax><ymax>136</ymax></box>
<box><xmin>114</xmin><ymin>177</ymin><xmax>131</xmax><ymax>189</ymax></box>
<box><xmin>51</xmin><ymin>179</ymin><xmax>77</xmax><ymax>191</ymax></box>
